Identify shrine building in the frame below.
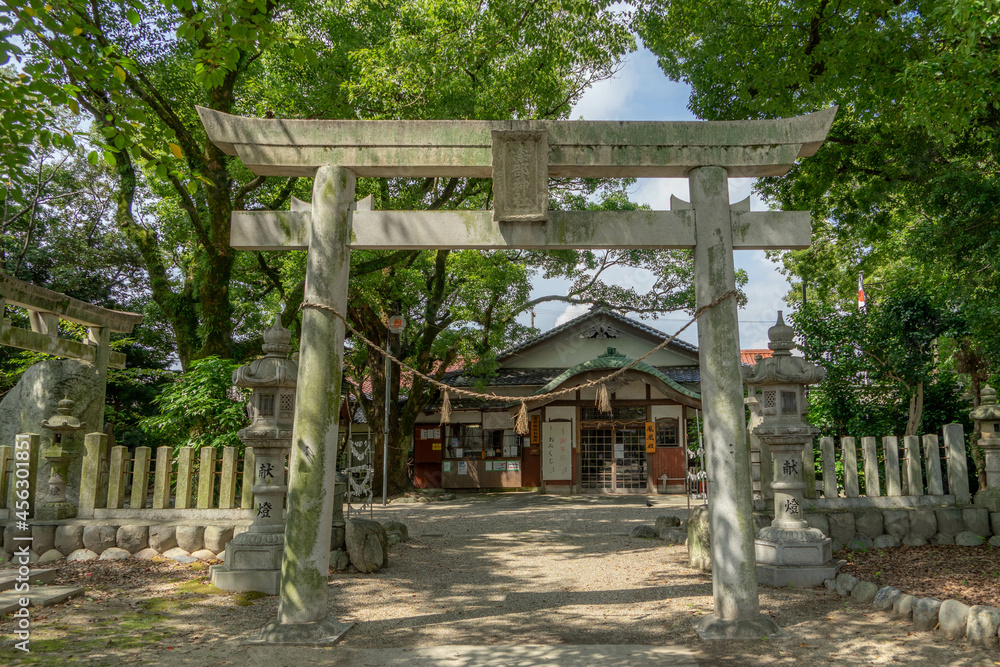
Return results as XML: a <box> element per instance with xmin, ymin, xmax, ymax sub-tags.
<box><xmin>410</xmin><ymin>306</ymin><xmax>704</xmax><ymax>495</ymax></box>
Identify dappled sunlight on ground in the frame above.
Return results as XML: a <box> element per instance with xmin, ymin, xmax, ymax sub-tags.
<box><xmin>2</xmin><ymin>493</ymin><xmax>997</xmax><ymax>665</ymax></box>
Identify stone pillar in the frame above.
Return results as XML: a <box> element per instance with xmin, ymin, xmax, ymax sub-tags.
<box><xmin>768</xmin><ymin>442</ymin><xmax>809</xmax><ymax>530</ymax></box>
<box><xmin>820</xmin><ymin>437</ymin><xmax>837</xmax><ymax>498</ymax></box>
<box><xmin>842</xmin><ymin>437</ymin><xmax>860</xmax><ymax>497</ymax></box>
<box><xmin>10</xmin><ymin>434</ymin><xmax>39</xmax><ymax>518</ymax></box>
<box><xmin>747</xmin><ymin>394</ymin><xmax>772</xmax><ymax>500</ymax></box>
<box><xmin>801</xmin><ymin>438</ymin><xmax>817</xmax><ymax>500</ymax></box>
<box><xmin>77</xmin><ymin>432</ymin><xmax>107</xmax><ymax>518</ymax></box>
<box><xmin>944</xmin><ymin>423</ymin><xmax>970</xmax><ymax>504</ymax></box>
<box><xmin>331</xmin><ymin>471</ymin><xmax>348</xmax><ymax>551</ymax></box>
<box><xmin>903</xmin><ymin>435</ymin><xmax>923</xmax><ymax>496</ymax></box>
<box><xmin>861</xmin><ymin>436</ymin><xmax>881</xmax><ymax>497</ymax></box>
<box><xmin>689</xmin><ymin>166</ymin><xmax>780</xmax><ymax>639</ymax></box>
<box><xmin>882</xmin><ymin>436</ymin><xmax>901</xmax><ymax>497</ymax></box>
<box><xmin>923</xmin><ymin>434</ymin><xmax>945</xmax><ymax>495</ymax></box>
<box><xmin>251</xmin><ymin>166</ymin><xmax>355</xmax><ymax>644</ymax></box>
<box><xmin>86</xmin><ymin>325</ymin><xmax>111</xmax><ymax>433</ymax></box>
<box><xmin>970</xmin><ymin>387</ymin><xmax>1000</xmax><ymax>510</ymax></box>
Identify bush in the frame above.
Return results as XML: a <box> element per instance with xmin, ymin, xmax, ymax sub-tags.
<box><xmin>140</xmin><ymin>356</ymin><xmax>249</xmax><ymax>452</ymax></box>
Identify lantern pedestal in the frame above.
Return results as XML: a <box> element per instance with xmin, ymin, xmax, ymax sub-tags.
<box><xmin>755</xmin><ymin>529</ymin><xmax>842</xmax><ymax>587</ymax></box>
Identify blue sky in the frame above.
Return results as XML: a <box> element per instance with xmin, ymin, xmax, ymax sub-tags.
<box><xmin>519</xmin><ymin>46</ymin><xmax>795</xmax><ymax>349</ymax></box>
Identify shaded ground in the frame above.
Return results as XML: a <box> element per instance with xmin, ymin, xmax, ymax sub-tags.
<box><xmin>839</xmin><ymin>543</ymin><xmax>1000</xmax><ymax>607</ymax></box>
<box><xmin>0</xmin><ymin>494</ymin><xmax>997</xmax><ymax>666</ymax></box>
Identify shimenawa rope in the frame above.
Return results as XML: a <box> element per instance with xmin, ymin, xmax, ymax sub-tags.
<box><xmin>298</xmin><ymin>290</ymin><xmax>737</xmax><ymax>434</ymax></box>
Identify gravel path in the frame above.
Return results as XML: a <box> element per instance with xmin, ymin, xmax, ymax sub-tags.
<box><xmin>4</xmin><ymin>493</ymin><xmax>999</xmax><ymax>665</ymax></box>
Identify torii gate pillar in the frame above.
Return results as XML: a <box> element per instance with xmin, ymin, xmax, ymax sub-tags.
<box><xmin>690</xmin><ymin>166</ymin><xmax>781</xmax><ymax>638</ymax></box>
<box><xmin>248</xmin><ymin>167</ymin><xmax>356</xmax><ymax>643</ymax></box>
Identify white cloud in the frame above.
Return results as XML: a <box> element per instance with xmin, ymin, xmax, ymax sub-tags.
<box><xmin>571</xmin><ymin>48</ymin><xmax>694</xmax><ymax>122</ymax></box>
<box><xmin>554</xmin><ymin>303</ymin><xmax>591</xmax><ymax>327</ymax></box>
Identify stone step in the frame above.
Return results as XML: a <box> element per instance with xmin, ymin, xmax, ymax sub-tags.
<box><xmin>0</xmin><ymin>568</ymin><xmax>58</xmax><ymax>591</ymax></box>
<box><xmin>0</xmin><ymin>585</ymin><xmax>84</xmax><ymax>615</ymax></box>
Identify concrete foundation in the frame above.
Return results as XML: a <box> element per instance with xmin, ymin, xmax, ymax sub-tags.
<box><xmin>692</xmin><ymin>613</ymin><xmax>787</xmax><ymax>640</ymax></box>
<box><xmin>244</xmin><ymin>617</ymin><xmax>354</xmax><ymax>645</ymax></box>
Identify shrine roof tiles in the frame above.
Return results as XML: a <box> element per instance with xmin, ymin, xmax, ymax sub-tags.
<box><xmin>496</xmin><ymin>306</ymin><xmax>698</xmax><ymax>362</ymax></box>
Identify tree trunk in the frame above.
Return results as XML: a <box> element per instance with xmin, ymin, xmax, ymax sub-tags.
<box><xmin>904</xmin><ymin>382</ymin><xmax>924</xmax><ymax>436</ymax></box>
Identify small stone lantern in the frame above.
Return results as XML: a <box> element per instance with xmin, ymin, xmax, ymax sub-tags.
<box><xmin>742</xmin><ymin>312</ymin><xmax>840</xmax><ymax>587</ymax></box>
<box><xmin>37</xmin><ymin>397</ymin><xmax>85</xmax><ymax>520</ymax></box>
<box><xmin>211</xmin><ymin>315</ymin><xmax>297</xmax><ymax>595</ymax></box>
<box><xmin>971</xmin><ymin>385</ymin><xmax>1000</xmax><ymax>511</ymax></box>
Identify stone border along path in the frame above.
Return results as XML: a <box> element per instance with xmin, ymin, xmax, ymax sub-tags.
<box><xmin>828</xmin><ymin>571</ymin><xmax>1000</xmax><ymax>648</ymax></box>
<box><xmin>0</xmin><ymin>524</ymin><xmax>239</xmax><ymax>567</ymax></box>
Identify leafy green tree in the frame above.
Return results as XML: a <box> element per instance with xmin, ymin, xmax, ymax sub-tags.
<box><xmin>638</xmin><ymin>0</ymin><xmax>999</xmax><ymax>488</ymax></box>
<box><xmin>0</xmin><ymin>127</ymin><xmax>175</xmax><ymax>445</ymax></box>
<box><xmin>636</xmin><ymin>0</ymin><xmax>1000</xmax><ymax>382</ymax></box>
<box><xmin>792</xmin><ymin>292</ymin><xmax>965</xmax><ymax>439</ymax></box>
<box><xmin>1</xmin><ymin>0</ymin><xmax>634</xmax><ymax>369</ymax></box>
<box><xmin>139</xmin><ymin>356</ymin><xmax>248</xmax><ymax>452</ymax></box>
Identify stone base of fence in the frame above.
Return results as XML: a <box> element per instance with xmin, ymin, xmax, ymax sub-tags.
<box><xmin>796</xmin><ymin>506</ymin><xmax>1000</xmax><ymax>551</ymax></box>
<box><xmin>0</xmin><ymin>519</ymin><xmax>252</xmax><ymax>564</ymax></box>
<box><xmin>755</xmin><ymin>495</ymin><xmax>958</xmax><ymax>512</ymax></box>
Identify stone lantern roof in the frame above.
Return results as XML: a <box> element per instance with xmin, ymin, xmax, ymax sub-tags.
<box><xmin>232</xmin><ymin>315</ymin><xmax>297</xmax><ymax>388</ymax></box>
<box><xmin>41</xmin><ymin>397</ymin><xmax>86</xmax><ymax>431</ymax></box>
<box><xmin>741</xmin><ymin>312</ymin><xmax>825</xmax><ymax>386</ymax></box>
<box><xmin>971</xmin><ymin>386</ymin><xmax>1000</xmax><ymax>422</ymax></box>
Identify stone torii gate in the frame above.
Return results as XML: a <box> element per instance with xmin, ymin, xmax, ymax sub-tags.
<box><xmin>198</xmin><ymin>106</ymin><xmax>836</xmax><ymax>642</ymax></box>
<box><xmin>0</xmin><ymin>273</ymin><xmax>143</xmax><ymax>434</ymax></box>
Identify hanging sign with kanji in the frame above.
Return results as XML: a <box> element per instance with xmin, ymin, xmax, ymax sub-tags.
<box><xmin>530</xmin><ymin>415</ymin><xmax>541</xmax><ymax>445</ymax></box>
<box><xmin>645</xmin><ymin>421</ymin><xmax>656</xmax><ymax>453</ymax></box>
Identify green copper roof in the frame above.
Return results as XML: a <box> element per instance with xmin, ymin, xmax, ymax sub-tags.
<box><xmin>532</xmin><ymin>347</ymin><xmax>701</xmax><ymax>400</ymax></box>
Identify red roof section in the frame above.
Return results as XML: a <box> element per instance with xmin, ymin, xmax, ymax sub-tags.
<box><xmin>350</xmin><ymin>359</ymin><xmax>464</xmax><ymax>398</ymax></box>
<box><xmin>741</xmin><ymin>349</ymin><xmax>773</xmax><ymax>365</ymax></box>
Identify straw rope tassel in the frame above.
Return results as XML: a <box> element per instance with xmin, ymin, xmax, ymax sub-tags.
<box><xmin>514</xmin><ymin>401</ymin><xmax>530</xmax><ymax>435</ymax></box>
<box><xmin>596</xmin><ymin>382</ymin><xmax>612</xmax><ymax>414</ymax></box>
<box><xmin>439</xmin><ymin>390</ymin><xmax>452</xmax><ymax>426</ymax></box>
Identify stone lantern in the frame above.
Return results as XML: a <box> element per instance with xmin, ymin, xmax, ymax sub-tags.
<box><xmin>211</xmin><ymin>315</ymin><xmax>297</xmax><ymax>595</ymax></box>
<box><xmin>37</xmin><ymin>397</ymin><xmax>85</xmax><ymax>520</ymax></box>
<box><xmin>742</xmin><ymin>312</ymin><xmax>840</xmax><ymax>587</ymax></box>
<box><xmin>970</xmin><ymin>385</ymin><xmax>1000</xmax><ymax>511</ymax></box>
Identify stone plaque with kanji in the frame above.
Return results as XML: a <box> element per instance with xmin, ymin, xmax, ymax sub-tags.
<box><xmin>491</xmin><ymin>129</ymin><xmax>548</xmax><ymax>223</ymax></box>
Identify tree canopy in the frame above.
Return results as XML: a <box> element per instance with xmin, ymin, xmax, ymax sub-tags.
<box><xmin>636</xmin><ymin>0</ymin><xmax>1000</xmax><ymax>405</ymax></box>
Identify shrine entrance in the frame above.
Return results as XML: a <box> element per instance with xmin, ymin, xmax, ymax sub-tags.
<box><xmin>580</xmin><ymin>425</ymin><xmax>647</xmax><ymax>492</ymax></box>
<box><xmin>197</xmin><ymin>104</ymin><xmax>836</xmax><ymax>641</ymax></box>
